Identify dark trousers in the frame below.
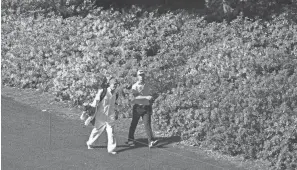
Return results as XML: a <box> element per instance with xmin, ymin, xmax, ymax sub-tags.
<box><xmin>128</xmin><ymin>104</ymin><xmax>154</xmax><ymax>143</ymax></box>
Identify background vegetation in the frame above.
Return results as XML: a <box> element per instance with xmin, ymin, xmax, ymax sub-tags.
<box><xmin>2</xmin><ymin>0</ymin><xmax>297</xmax><ymax>169</ymax></box>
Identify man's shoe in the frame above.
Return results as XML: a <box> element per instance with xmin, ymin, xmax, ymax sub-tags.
<box><xmin>108</xmin><ymin>151</ymin><xmax>117</xmax><ymax>155</ymax></box>
<box><xmin>149</xmin><ymin>140</ymin><xmax>158</xmax><ymax>148</ymax></box>
<box><xmin>87</xmin><ymin>145</ymin><xmax>95</xmax><ymax>149</ymax></box>
<box><xmin>86</xmin><ymin>141</ymin><xmax>95</xmax><ymax>149</ymax></box>
<box><xmin>125</xmin><ymin>141</ymin><xmax>135</xmax><ymax>147</ymax></box>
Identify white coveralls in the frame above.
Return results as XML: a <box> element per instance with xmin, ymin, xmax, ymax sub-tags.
<box><xmin>86</xmin><ymin>87</ymin><xmax>117</xmax><ymax>152</ymax></box>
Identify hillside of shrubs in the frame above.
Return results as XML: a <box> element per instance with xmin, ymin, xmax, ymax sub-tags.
<box><xmin>2</xmin><ymin>1</ymin><xmax>297</xmax><ymax>169</ymax></box>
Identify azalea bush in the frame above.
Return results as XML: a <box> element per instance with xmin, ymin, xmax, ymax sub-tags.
<box><xmin>152</xmin><ymin>15</ymin><xmax>297</xmax><ymax>169</ymax></box>
<box><xmin>2</xmin><ymin>5</ymin><xmax>297</xmax><ymax>169</ymax></box>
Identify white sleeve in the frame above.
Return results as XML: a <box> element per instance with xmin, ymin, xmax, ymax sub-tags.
<box><xmin>131</xmin><ymin>83</ymin><xmax>139</xmax><ymax>96</ymax></box>
<box><xmin>90</xmin><ymin>89</ymin><xmax>103</xmax><ymax>107</ymax></box>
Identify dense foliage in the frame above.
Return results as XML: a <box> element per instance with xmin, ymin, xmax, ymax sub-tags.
<box><xmin>2</xmin><ymin>3</ymin><xmax>297</xmax><ymax>169</ymax></box>
<box><xmin>205</xmin><ymin>0</ymin><xmax>295</xmax><ymax>20</ymax></box>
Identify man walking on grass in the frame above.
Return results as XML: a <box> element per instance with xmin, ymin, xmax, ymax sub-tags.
<box><xmin>126</xmin><ymin>70</ymin><xmax>158</xmax><ymax>148</ymax></box>
<box><xmin>86</xmin><ymin>77</ymin><xmax>119</xmax><ymax>154</ymax></box>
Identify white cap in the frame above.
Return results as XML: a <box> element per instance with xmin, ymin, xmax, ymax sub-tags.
<box><xmin>137</xmin><ymin>70</ymin><xmax>145</xmax><ymax>75</ymax></box>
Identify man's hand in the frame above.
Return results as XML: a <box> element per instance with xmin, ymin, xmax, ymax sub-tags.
<box><xmin>110</xmin><ymin>115</ymin><xmax>115</xmax><ymax>121</ymax></box>
<box><xmin>146</xmin><ymin>96</ymin><xmax>153</xmax><ymax>101</ymax></box>
<box><xmin>110</xmin><ymin>114</ymin><xmax>118</xmax><ymax>121</ymax></box>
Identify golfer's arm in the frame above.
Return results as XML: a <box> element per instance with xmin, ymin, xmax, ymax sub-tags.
<box><xmin>135</xmin><ymin>96</ymin><xmax>151</xmax><ymax>99</ymax></box>
<box><xmin>132</xmin><ymin>89</ymin><xmax>151</xmax><ymax>99</ymax></box>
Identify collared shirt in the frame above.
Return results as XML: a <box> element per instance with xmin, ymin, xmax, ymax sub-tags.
<box><xmin>131</xmin><ymin>81</ymin><xmax>152</xmax><ymax>105</ymax></box>
<box><xmin>91</xmin><ymin>87</ymin><xmax>117</xmax><ymax>128</ymax></box>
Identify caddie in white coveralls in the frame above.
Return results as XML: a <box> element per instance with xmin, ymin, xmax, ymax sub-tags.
<box><xmin>86</xmin><ymin>78</ymin><xmax>118</xmax><ymax>154</ymax></box>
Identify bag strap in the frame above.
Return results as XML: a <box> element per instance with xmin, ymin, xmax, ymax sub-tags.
<box><xmin>116</xmin><ymin>92</ymin><xmax>119</xmax><ymax>100</ymax></box>
<box><xmin>99</xmin><ymin>88</ymin><xmax>107</xmax><ymax>103</ymax></box>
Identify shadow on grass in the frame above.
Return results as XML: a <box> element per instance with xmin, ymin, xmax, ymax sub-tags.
<box><xmin>116</xmin><ymin>136</ymin><xmax>181</xmax><ymax>153</ymax></box>
<box><xmin>89</xmin><ymin>145</ymin><xmax>130</xmax><ymax>149</ymax></box>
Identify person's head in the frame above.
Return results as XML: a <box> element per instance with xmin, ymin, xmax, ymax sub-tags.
<box><xmin>108</xmin><ymin>77</ymin><xmax>119</xmax><ymax>91</ymax></box>
<box><xmin>137</xmin><ymin>70</ymin><xmax>145</xmax><ymax>83</ymax></box>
